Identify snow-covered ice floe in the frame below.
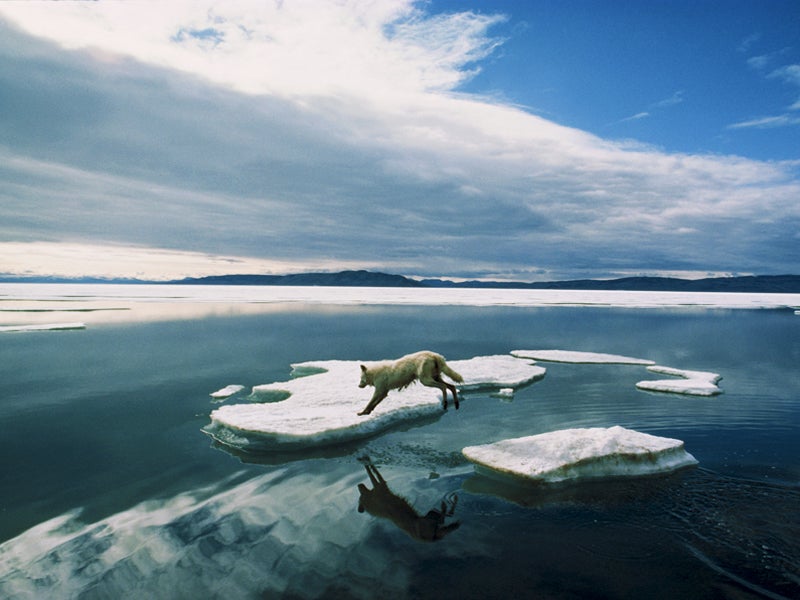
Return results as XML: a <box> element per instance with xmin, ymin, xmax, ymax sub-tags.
<box><xmin>0</xmin><ymin>322</ymin><xmax>86</xmax><ymax>332</ymax></box>
<box><xmin>636</xmin><ymin>366</ymin><xmax>722</xmax><ymax>396</ymax></box>
<box><xmin>452</xmin><ymin>355</ymin><xmax>545</xmax><ymax>390</ymax></box>
<box><xmin>462</xmin><ymin>426</ymin><xmax>698</xmax><ymax>484</ymax></box>
<box><xmin>205</xmin><ymin>355</ymin><xmax>545</xmax><ymax>453</ymax></box>
<box><xmin>210</xmin><ymin>384</ymin><xmax>245</xmax><ymax>400</ymax></box>
<box><xmin>512</xmin><ymin>349</ymin><xmax>654</xmax><ymax>365</ymax></box>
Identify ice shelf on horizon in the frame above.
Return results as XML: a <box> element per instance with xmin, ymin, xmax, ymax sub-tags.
<box><xmin>462</xmin><ymin>426</ymin><xmax>698</xmax><ymax>484</ymax></box>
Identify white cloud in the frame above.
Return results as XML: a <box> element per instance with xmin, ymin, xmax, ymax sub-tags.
<box><xmin>0</xmin><ymin>0</ymin><xmax>503</xmax><ymax>100</ymax></box>
<box><xmin>737</xmin><ymin>52</ymin><xmax>800</xmax><ymax>127</ymax></box>
<box><xmin>652</xmin><ymin>90</ymin><xmax>684</xmax><ymax>109</ymax></box>
<box><xmin>0</xmin><ymin>1</ymin><xmax>798</xmax><ymax>281</ymax></box>
<box><xmin>0</xmin><ymin>241</ymin><xmax>377</xmax><ymax>280</ymax></box>
<box><xmin>728</xmin><ymin>115</ymin><xmax>800</xmax><ymax>129</ymax></box>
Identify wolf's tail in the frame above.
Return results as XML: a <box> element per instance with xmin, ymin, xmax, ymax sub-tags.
<box><xmin>440</xmin><ymin>361</ymin><xmax>464</xmax><ymax>383</ymax></box>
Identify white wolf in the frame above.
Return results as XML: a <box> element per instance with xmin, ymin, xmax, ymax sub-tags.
<box><xmin>357</xmin><ymin>351</ymin><xmax>464</xmax><ymax>416</ymax></box>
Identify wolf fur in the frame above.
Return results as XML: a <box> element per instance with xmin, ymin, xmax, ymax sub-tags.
<box><xmin>357</xmin><ymin>351</ymin><xmax>464</xmax><ymax>416</ymax></box>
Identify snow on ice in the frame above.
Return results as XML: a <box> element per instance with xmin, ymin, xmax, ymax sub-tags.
<box><xmin>462</xmin><ymin>426</ymin><xmax>698</xmax><ymax>484</ymax></box>
<box><xmin>451</xmin><ymin>355</ymin><xmax>545</xmax><ymax>390</ymax></box>
<box><xmin>512</xmin><ymin>349</ymin><xmax>654</xmax><ymax>365</ymax></box>
<box><xmin>636</xmin><ymin>366</ymin><xmax>722</xmax><ymax>396</ymax></box>
<box><xmin>204</xmin><ymin>355</ymin><xmax>546</xmax><ymax>453</ymax></box>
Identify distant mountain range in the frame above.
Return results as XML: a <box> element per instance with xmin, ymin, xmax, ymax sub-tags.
<box><xmin>3</xmin><ymin>270</ymin><xmax>800</xmax><ymax>293</ymax></box>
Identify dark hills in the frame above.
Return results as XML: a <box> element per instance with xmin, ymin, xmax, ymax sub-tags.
<box><xmin>2</xmin><ymin>270</ymin><xmax>799</xmax><ymax>293</ymax></box>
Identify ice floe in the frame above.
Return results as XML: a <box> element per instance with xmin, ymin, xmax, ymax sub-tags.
<box><xmin>636</xmin><ymin>366</ymin><xmax>722</xmax><ymax>396</ymax></box>
<box><xmin>210</xmin><ymin>384</ymin><xmax>245</xmax><ymax>400</ymax></box>
<box><xmin>450</xmin><ymin>355</ymin><xmax>546</xmax><ymax>390</ymax></box>
<box><xmin>462</xmin><ymin>426</ymin><xmax>698</xmax><ymax>484</ymax></box>
<box><xmin>512</xmin><ymin>349</ymin><xmax>654</xmax><ymax>365</ymax></box>
<box><xmin>205</xmin><ymin>355</ymin><xmax>545</xmax><ymax>453</ymax></box>
<box><xmin>0</xmin><ymin>322</ymin><xmax>86</xmax><ymax>332</ymax></box>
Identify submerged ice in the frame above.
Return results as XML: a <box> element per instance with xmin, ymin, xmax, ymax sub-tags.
<box><xmin>462</xmin><ymin>426</ymin><xmax>698</xmax><ymax>484</ymax></box>
<box><xmin>205</xmin><ymin>355</ymin><xmax>545</xmax><ymax>452</ymax></box>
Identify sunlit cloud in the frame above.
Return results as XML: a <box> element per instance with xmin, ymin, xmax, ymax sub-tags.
<box><xmin>0</xmin><ymin>242</ymin><xmax>375</xmax><ymax>281</ymax></box>
<box><xmin>0</xmin><ymin>1</ymin><xmax>798</xmax><ymax>281</ymax></box>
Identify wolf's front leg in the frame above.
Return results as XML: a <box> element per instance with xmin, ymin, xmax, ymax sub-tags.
<box><xmin>358</xmin><ymin>390</ymin><xmax>387</xmax><ymax>416</ymax></box>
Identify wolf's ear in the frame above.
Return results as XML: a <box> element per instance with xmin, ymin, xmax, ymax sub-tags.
<box><xmin>360</xmin><ymin>364</ymin><xmax>367</xmax><ymax>372</ymax></box>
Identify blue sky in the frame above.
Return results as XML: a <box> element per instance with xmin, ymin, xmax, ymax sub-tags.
<box><xmin>0</xmin><ymin>0</ymin><xmax>798</xmax><ymax>281</ymax></box>
<box><xmin>450</xmin><ymin>0</ymin><xmax>800</xmax><ymax>160</ymax></box>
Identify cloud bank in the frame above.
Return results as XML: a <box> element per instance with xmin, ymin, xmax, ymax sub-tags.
<box><xmin>0</xmin><ymin>1</ymin><xmax>798</xmax><ymax>281</ymax></box>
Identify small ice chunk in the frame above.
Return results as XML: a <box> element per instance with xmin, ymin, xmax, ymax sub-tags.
<box><xmin>636</xmin><ymin>366</ymin><xmax>722</xmax><ymax>396</ymax></box>
<box><xmin>0</xmin><ymin>322</ymin><xmax>86</xmax><ymax>332</ymax></box>
<box><xmin>490</xmin><ymin>388</ymin><xmax>515</xmax><ymax>399</ymax></box>
<box><xmin>463</xmin><ymin>426</ymin><xmax>697</xmax><ymax>484</ymax></box>
<box><xmin>512</xmin><ymin>349</ymin><xmax>654</xmax><ymax>365</ymax></box>
<box><xmin>210</xmin><ymin>384</ymin><xmax>245</xmax><ymax>399</ymax></box>
<box><xmin>450</xmin><ymin>355</ymin><xmax>546</xmax><ymax>390</ymax></box>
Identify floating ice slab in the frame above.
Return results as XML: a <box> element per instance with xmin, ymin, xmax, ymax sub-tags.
<box><xmin>205</xmin><ymin>355</ymin><xmax>546</xmax><ymax>452</ymax></box>
<box><xmin>636</xmin><ymin>366</ymin><xmax>722</xmax><ymax>396</ymax></box>
<box><xmin>462</xmin><ymin>426</ymin><xmax>697</xmax><ymax>484</ymax></box>
<box><xmin>0</xmin><ymin>322</ymin><xmax>86</xmax><ymax>332</ymax></box>
<box><xmin>512</xmin><ymin>349</ymin><xmax>654</xmax><ymax>365</ymax></box>
<box><xmin>206</xmin><ymin>360</ymin><xmax>444</xmax><ymax>452</ymax></box>
<box><xmin>450</xmin><ymin>355</ymin><xmax>546</xmax><ymax>390</ymax></box>
<box><xmin>210</xmin><ymin>384</ymin><xmax>245</xmax><ymax>399</ymax></box>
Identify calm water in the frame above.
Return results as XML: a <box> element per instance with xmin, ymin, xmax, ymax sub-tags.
<box><xmin>1</xmin><ymin>288</ymin><xmax>799</xmax><ymax>599</ymax></box>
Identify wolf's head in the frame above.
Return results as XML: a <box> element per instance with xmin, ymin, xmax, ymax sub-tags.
<box><xmin>359</xmin><ymin>365</ymin><xmax>373</xmax><ymax>388</ymax></box>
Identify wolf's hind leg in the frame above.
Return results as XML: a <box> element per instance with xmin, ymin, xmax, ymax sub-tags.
<box><xmin>421</xmin><ymin>375</ymin><xmax>451</xmax><ymax>410</ymax></box>
<box><xmin>446</xmin><ymin>382</ymin><xmax>459</xmax><ymax>409</ymax></box>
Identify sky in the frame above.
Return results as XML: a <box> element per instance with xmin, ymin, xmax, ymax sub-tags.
<box><xmin>0</xmin><ymin>0</ymin><xmax>798</xmax><ymax>282</ymax></box>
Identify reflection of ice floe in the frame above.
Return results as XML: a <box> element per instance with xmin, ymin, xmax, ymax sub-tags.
<box><xmin>636</xmin><ymin>366</ymin><xmax>722</xmax><ymax>396</ymax></box>
<box><xmin>205</xmin><ymin>355</ymin><xmax>545</xmax><ymax>453</ymax></box>
<box><xmin>462</xmin><ymin>426</ymin><xmax>698</xmax><ymax>484</ymax></box>
<box><xmin>0</xmin><ymin>322</ymin><xmax>86</xmax><ymax>332</ymax></box>
<box><xmin>512</xmin><ymin>349</ymin><xmax>654</xmax><ymax>365</ymax></box>
<box><xmin>210</xmin><ymin>384</ymin><xmax>245</xmax><ymax>400</ymax></box>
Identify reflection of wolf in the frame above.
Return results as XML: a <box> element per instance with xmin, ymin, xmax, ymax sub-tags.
<box><xmin>357</xmin><ymin>461</ymin><xmax>460</xmax><ymax>542</ymax></box>
<box><xmin>357</xmin><ymin>351</ymin><xmax>464</xmax><ymax>416</ymax></box>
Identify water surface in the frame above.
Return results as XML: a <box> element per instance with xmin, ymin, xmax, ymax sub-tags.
<box><xmin>1</xmin><ymin>286</ymin><xmax>798</xmax><ymax>598</ymax></box>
